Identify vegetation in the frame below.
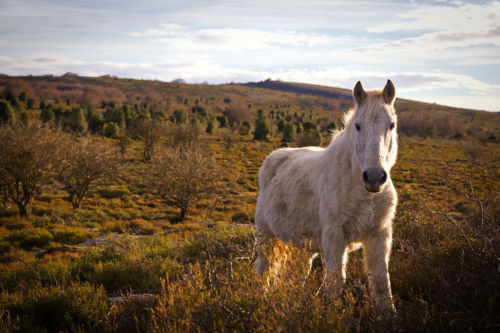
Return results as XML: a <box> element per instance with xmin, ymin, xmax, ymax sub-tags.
<box><xmin>57</xmin><ymin>135</ymin><xmax>119</xmax><ymax>208</ymax></box>
<box><xmin>0</xmin><ymin>122</ymin><xmax>61</xmax><ymax>217</ymax></box>
<box><xmin>0</xmin><ymin>74</ymin><xmax>498</xmax><ymax>332</ymax></box>
<box><xmin>147</xmin><ymin>144</ymin><xmax>221</xmax><ymax>221</ymax></box>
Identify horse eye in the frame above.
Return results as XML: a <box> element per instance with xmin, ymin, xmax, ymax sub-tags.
<box><xmin>355</xmin><ymin>123</ymin><xmax>361</xmax><ymax>131</ymax></box>
<box><xmin>390</xmin><ymin>122</ymin><xmax>395</xmax><ymax>130</ymax></box>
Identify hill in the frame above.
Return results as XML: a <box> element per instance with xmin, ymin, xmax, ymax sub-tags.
<box><xmin>1</xmin><ymin>74</ymin><xmax>498</xmax><ymax>141</ymax></box>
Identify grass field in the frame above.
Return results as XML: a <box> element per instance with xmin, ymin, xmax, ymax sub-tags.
<box><xmin>0</xmin><ymin>75</ymin><xmax>498</xmax><ymax>332</ymax></box>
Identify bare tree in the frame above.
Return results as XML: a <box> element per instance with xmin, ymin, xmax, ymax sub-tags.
<box><xmin>0</xmin><ymin>121</ymin><xmax>61</xmax><ymax>217</ymax></box>
<box><xmin>148</xmin><ymin>144</ymin><xmax>220</xmax><ymax>221</ymax></box>
<box><xmin>56</xmin><ymin>135</ymin><xmax>118</xmax><ymax>208</ymax></box>
<box><xmin>130</xmin><ymin>118</ymin><xmax>166</xmax><ymax>162</ymax></box>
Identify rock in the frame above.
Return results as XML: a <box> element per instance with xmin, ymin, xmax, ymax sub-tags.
<box><xmin>107</xmin><ymin>294</ymin><xmax>157</xmax><ymax>304</ymax></box>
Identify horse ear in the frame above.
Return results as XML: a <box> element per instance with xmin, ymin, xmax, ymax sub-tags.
<box><xmin>353</xmin><ymin>81</ymin><xmax>366</xmax><ymax>105</ymax></box>
<box><xmin>382</xmin><ymin>79</ymin><xmax>396</xmax><ymax>105</ymax></box>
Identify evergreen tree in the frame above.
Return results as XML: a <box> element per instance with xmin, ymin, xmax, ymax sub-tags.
<box><xmin>68</xmin><ymin>107</ymin><xmax>87</xmax><ymax>132</ymax></box>
<box><xmin>253</xmin><ymin>117</ymin><xmax>270</xmax><ymax>141</ymax></box>
<box><xmin>41</xmin><ymin>107</ymin><xmax>55</xmax><ymax>123</ymax></box>
<box><xmin>0</xmin><ymin>101</ymin><xmax>17</xmax><ymax>124</ymax></box>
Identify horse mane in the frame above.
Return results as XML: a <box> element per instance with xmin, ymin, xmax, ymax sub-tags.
<box><xmin>329</xmin><ymin>90</ymin><xmax>388</xmax><ymax>143</ymax></box>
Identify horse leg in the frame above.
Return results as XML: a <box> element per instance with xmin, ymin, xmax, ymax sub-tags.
<box><xmin>363</xmin><ymin>227</ymin><xmax>395</xmax><ymax>314</ymax></box>
<box><xmin>321</xmin><ymin>231</ymin><xmax>347</xmax><ymax>298</ymax></box>
<box><xmin>255</xmin><ymin>216</ymin><xmax>274</xmax><ymax>276</ymax></box>
<box><xmin>255</xmin><ymin>235</ymin><xmax>270</xmax><ymax>276</ymax></box>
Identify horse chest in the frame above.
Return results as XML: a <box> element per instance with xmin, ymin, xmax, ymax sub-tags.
<box><xmin>339</xmin><ymin>192</ymin><xmax>379</xmax><ymax>243</ymax></box>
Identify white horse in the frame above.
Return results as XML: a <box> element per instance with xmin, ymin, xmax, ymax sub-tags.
<box><xmin>255</xmin><ymin>80</ymin><xmax>398</xmax><ymax>312</ymax></box>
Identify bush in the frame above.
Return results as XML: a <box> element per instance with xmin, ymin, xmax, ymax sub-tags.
<box><xmin>282</xmin><ymin>122</ymin><xmax>296</xmax><ymax>142</ymax></box>
<box><xmin>0</xmin><ymin>282</ymin><xmax>108</xmax><ymax>332</ymax></box>
<box><xmin>104</xmin><ymin>122</ymin><xmax>120</xmax><ymax>138</ymax></box>
<box><xmin>98</xmin><ymin>187</ymin><xmax>131</xmax><ymax>199</ymax></box>
<box><xmin>6</xmin><ymin>228</ymin><xmax>53</xmax><ymax>250</ymax></box>
<box><xmin>52</xmin><ymin>227</ymin><xmax>93</xmax><ymax>245</ymax></box>
<box><xmin>253</xmin><ymin>117</ymin><xmax>270</xmax><ymax>141</ymax></box>
<box><xmin>173</xmin><ymin>109</ymin><xmax>187</xmax><ymax>124</ymax></box>
<box><xmin>297</xmin><ymin>129</ymin><xmax>322</xmax><ymax>147</ymax></box>
<box><xmin>0</xmin><ymin>101</ymin><xmax>17</xmax><ymax>124</ymax></box>
<box><xmin>239</xmin><ymin>120</ymin><xmax>252</xmax><ymax>135</ymax></box>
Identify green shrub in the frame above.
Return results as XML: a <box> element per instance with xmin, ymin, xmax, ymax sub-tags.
<box><xmin>97</xmin><ymin>187</ymin><xmax>131</xmax><ymax>199</ymax></box>
<box><xmin>253</xmin><ymin>117</ymin><xmax>270</xmax><ymax>141</ymax></box>
<box><xmin>297</xmin><ymin>128</ymin><xmax>322</xmax><ymax>147</ymax></box>
<box><xmin>0</xmin><ymin>282</ymin><xmax>108</xmax><ymax>332</ymax></box>
<box><xmin>3</xmin><ymin>217</ymin><xmax>31</xmax><ymax>230</ymax></box>
<box><xmin>52</xmin><ymin>227</ymin><xmax>94</xmax><ymax>245</ymax></box>
<box><xmin>6</xmin><ymin>228</ymin><xmax>53</xmax><ymax>250</ymax></box>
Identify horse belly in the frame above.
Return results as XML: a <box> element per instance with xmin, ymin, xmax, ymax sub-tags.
<box><xmin>262</xmin><ymin>179</ymin><xmax>322</xmax><ymax>246</ymax></box>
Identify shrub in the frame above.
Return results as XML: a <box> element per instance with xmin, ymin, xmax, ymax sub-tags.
<box><xmin>6</xmin><ymin>228</ymin><xmax>53</xmax><ymax>250</ymax></box>
<box><xmin>51</xmin><ymin>227</ymin><xmax>93</xmax><ymax>245</ymax></box>
<box><xmin>104</xmin><ymin>122</ymin><xmax>120</xmax><ymax>138</ymax></box>
<box><xmin>56</xmin><ymin>135</ymin><xmax>119</xmax><ymax>208</ymax></box>
<box><xmin>282</xmin><ymin>122</ymin><xmax>296</xmax><ymax>143</ymax></box>
<box><xmin>0</xmin><ymin>101</ymin><xmax>17</xmax><ymax>124</ymax></box>
<box><xmin>296</xmin><ymin>128</ymin><xmax>322</xmax><ymax>147</ymax></box>
<box><xmin>148</xmin><ymin>144</ymin><xmax>222</xmax><ymax>221</ymax></box>
<box><xmin>253</xmin><ymin>117</ymin><xmax>270</xmax><ymax>141</ymax></box>
<box><xmin>173</xmin><ymin>109</ymin><xmax>187</xmax><ymax>124</ymax></box>
<box><xmin>97</xmin><ymin>186</ymin><xmax>131</xmax><ymax>199</ymax></box>
<box><xmin>239</xmin><ymin>120</ymin><xmax>252</xmax><ymax>135</ymax></box>
<box><xmin>0</xmin><ymin>282</ymin><xmax>108</xmax><ymax>332</ymax></box>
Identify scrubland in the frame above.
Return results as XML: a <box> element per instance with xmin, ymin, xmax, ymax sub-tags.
<box><xmin>0</xmin><ymin>75</ymin><xmax>498</xmax><ymax>332</ymax></box>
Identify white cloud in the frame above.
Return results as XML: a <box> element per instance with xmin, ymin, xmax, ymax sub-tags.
<box><xmin>132</xmin><ymin>25</ymin><xmax>348</xmax><ymax>51</ymax></box>
<box><xmin>367</xmin><ymin>1</ymin><xmax>500</xmax><ymax>33</ymax></box>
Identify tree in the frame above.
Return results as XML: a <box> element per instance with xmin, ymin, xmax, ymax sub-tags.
<box><xmin>68</xmin><ymin>107</ymin><xmax>87</xmax><ymax>132</ymax></box>
<box><xmin>27</xmin><ymin>98</ymin><xmax>35</xmax><ymax>109</ymax></box>
<box><xmin>56</xmin><ymin>135</ymin><xmax>118</xmax><ymax>208</ymax></box>
<box><xmin>0</xmin><ymin>122</ymin><xmax>61</xmax><ymax>217</ymax></box>
<box><xmin>297</xmin><ymin>129</ymin><xmax>322</xmax><ymax>147</ymax></box>
<box><xmin>130</xmin><ymin>118</ymin><xmax>165</xmax><ymax>162</ymax></box>
<box><xmin>282</xmin><ymin>122</ymin><xmax>296</xmax><ymax>143</ymax></box>
<box><xmin>149</xmin><ymin>144</ymin><xmax>220</xmax><ymax>221</ymax></box>
<box><xmin>239</xmin><ymin>120</ymin><xmax>251</xmax><ymax>135</ymax></box>
<box><xmin>173</xmin><ymin>109</ymin><xmax>187</xmax><ymax>124</ymax></box>
<box><xmin>88</xmin><ymin>110</ymin><xmax>105</xmax><ymax>134</ymax></box>
<box><xmin>253</xmin><ymin>117</ymin><xmax>270</xmax><ymax>141</ymax></box>
<box><xmin>0</xmin><ymin>101</ymin><xmax>17</xmax><ymax>124</ymax></box>
<box><xmin>9</xmin><ymin>96</ymin><xmax>22</xmax><ymax>112</ymax></box>
<box><xmin>41</xmin><ymin>107</ymin><xmax>55</xmax><ymax>123</ymax></box>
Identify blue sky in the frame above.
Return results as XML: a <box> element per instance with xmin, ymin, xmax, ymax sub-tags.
<box><xmin>1</xmin><ymin>0</ymin><xmax>499</xmax><ymax>111</ymax></box>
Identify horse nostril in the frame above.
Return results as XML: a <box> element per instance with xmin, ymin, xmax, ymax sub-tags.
<box><xmin>362</xmin><ymin>171</ymin><xmax>369</xmax><ymax>183</ymax></box>
<box><xmin>380</xmin><ymin>171</ymin><xmax>387</xmax><ymax>184</ymax></box>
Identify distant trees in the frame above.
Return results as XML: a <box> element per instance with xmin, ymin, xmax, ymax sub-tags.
<box><xmin>148</xmin><ymin>144</ymin><xmax>220</xmax><ymax>221</ymax></box>
<box><xmin>57</xmin><ymin>135</ymin><xmax>118</xmax><ymax>208</ymax></box>
<box><xmin>0</xmin><ymin>122</ymin><xmax>61</xmax><ymax>217</ymax></box>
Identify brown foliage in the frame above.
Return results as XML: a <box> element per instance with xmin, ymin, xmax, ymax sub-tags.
<box><xmin>130</xmin><ymin>118</ymin><xmax>166</xmax><ymax>162</ymax></box>
<box><xmin>398</xmin><ymin>109</ymin><xmax>466</xmax><ymax>138</ymax></box>
<box><xmin>148</xmin><ymin>144</ymin><xmax>221</xmax><ymax>221</ymax></box>
<box><xmin>0</xmin><ymin>121</ymin><xmax>62</xmax><ymax>216</ymax></box>
<box><xmin>56</xmin><ymin>135</ymin><xmax>119</xmax><ymax>208</ymax></box>
<box><xmin>223</xmin><ymin>102</ymin><xmax>253</xmax><ymax>125</ymax></box>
